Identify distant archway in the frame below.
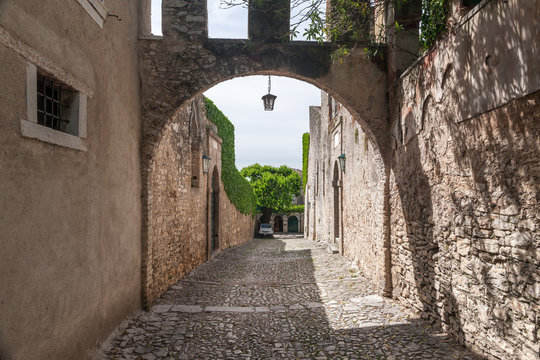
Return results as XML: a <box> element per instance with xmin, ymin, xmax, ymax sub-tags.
<box><xmin>273</xmin><ymin>215</ymin><xmax>283</xmax><ymax>232</ymax></box>
<box><xmin>288</xmin><ymin>215</ymin><xmax>299</xmax><ymax>233</ymax></box>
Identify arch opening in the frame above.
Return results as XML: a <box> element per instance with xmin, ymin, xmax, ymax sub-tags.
<box><xmin>140</xmin><ymin>71</ymin><xmax>390</xmax><ymax>305</ymax></box>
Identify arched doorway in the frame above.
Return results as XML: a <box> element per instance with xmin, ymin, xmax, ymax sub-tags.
<box><xmin>211</xmin><ymin>166</ymin><xmax>220</xmax><ymax>254</ymax></box>
<box><xmin>273</xmin><ymin>215</ymin><xmax>283</xmax><ymax>232</ymax></box>
<box><xmin>333</xmin><ymin>161</ymin><xmax>340</xmax><ymax>245</ymax></box>
<box><xmin>288</xmin><ymin>215</ymin><xmax>299</xmax><ymax>233</ymax></box>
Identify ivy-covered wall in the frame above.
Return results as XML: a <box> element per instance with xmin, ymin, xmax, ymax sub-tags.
<box><xmin>204</xmin><ymin>98</ymin><xmax>257</xmax><ymax>217</ymax></box>
<box><xmin>302</xmin><ymin>132</ymin><xmax>310</xmax><ymax>190</ymax></box>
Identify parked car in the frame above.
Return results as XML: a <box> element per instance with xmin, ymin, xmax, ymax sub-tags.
<box><xmin>258</xmin><ymin>223</ymin><xmax>274</xmax><ymax>238</ymax></box>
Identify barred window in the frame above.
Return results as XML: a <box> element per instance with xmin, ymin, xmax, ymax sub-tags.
<box><xmin>22</xmin><ymin>63</ymin><xmax>87</xmax><ymax>151</ymax></box>
<box><xmin>37</xmin><ymin>73</ymin><xmax>79</xmax><ymax>136</ymax></box>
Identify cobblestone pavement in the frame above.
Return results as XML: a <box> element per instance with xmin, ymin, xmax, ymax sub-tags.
<box><xmin>100</xmin><ymin>235</ymin><xmax>484</xmax><ymax>360</ymax></box>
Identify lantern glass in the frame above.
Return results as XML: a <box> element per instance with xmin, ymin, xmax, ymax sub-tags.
<box><xmin>202</xmin><ymin>155</ymin><xmax>211</xmax><ymax>174</ymax></box>
<box><xmin>262</xmin><ymin>93</ymin><xmax>277</xmax><ymax>111</ymax></box>
<box><xmin>338</xmin><ymin>154</ymin><xmax>346</xmax><ymax>172</ymax></box>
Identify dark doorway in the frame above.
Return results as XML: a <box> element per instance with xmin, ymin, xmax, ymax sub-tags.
<box><xmin>273</xmin><ymin>216</ymin><xmax>283</xmax><ymax>232</ymax></box>
<box><xmin>211</xmin><ymin>167</ymin><xmax>220</xmax><ymax>253</ymax></box>
<box><xmin>333</xmin><ymin>161</ymin><xmax>340</xmax><ymax>244</ymax></box>
<box><xmin>288</xmin><ymin>215</ymin><xmax>299</xmax><ymax>233</ymax></box>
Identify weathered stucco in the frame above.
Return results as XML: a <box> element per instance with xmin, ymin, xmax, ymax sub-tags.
<box><xmin>0</xmin><ymin>1</ymin><xmax>141</xmax><ymax>359</ymax></box>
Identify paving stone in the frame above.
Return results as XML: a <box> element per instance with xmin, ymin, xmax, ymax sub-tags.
<box><xmin>99</xmin><ymin>235</ymin><xmax>484</xmax><ymax>360</ymax></box>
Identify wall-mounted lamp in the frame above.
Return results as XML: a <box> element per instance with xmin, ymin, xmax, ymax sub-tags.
<box><xmin>338</xmin><ymin>154</ymin><xmax>346</xmax><ymax>172</ymax></box>
<box><xmin>202</xmin><ymin>155</ymin><xmax>211</xmax><ymax>174</ymax></box>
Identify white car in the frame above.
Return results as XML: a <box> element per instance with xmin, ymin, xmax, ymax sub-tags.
<box><xmin>258</xmin><ymin>223</ymin><xmax>274</xmax><ymax>238</ymax></box>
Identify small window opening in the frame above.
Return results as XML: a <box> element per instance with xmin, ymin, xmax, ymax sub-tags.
<box><xmin>290</xmin><ymin>0</ymin><xmax>326</xmax><ymax>41</ymax></box>
<box><xmin>37</xmin><ymin>73</ymin><xmax>79</xmax><ymax>136</ymax></box>
<box><xmin>151</xmin><ymin>0</ymin><xmax>163</xmax><ymax>36</ymax></box>
<box><xmin>208</xmin><ymin>0</ymin><xmax>248</xmax><ymax>39</ymax></box>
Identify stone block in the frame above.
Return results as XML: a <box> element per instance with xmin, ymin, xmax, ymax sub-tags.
<box><xmin>504</xmin><ymin>232</ymin><xmax>532</xmax><ymax>249</ymax></box>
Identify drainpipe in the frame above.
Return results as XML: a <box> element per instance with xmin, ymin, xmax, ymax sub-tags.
<box><xmin>382</xmin><ymin>166</ymin><xmax>393</xmax><ymax>297</ymax></box>
<box><xmin>340</xmin><ymin>117</ymin><xmax>344</xmax><ymax>256</ymax></box>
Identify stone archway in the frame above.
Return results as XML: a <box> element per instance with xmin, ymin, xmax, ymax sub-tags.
<box><xmin>138</xmin><ymin>0</ymin><xmax>392</xmax><ymax>306</ymax></box>
<box><xmin>139</xmin><ymin>0</ymin><xmax>390</xmax><ymax>163</ymax></box>
<box><xmin>273</xmin><ymin>215</ymin><xmax>283</xmax><ymax>232</ymax></box>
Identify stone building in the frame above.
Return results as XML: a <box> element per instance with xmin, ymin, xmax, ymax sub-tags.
<box><xmin>0</xmin><ymin>0</ymin><xmax>538</xmax><ymax>359</ymax></box>
<box><xmin>306</xmin><ymin>94</ymin><xmax>386</xmax><ymax>282</ymax></box>
<box><xmin>306</xmin><ymin>1</ymin><xmax>540</xmax><ymax>359</ymax></box>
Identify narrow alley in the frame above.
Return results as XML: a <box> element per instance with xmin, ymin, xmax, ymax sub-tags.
<box><xmin>100</xmin><ymin>235</ymin><xmax>482</xmax><ymax>360</ymax></box>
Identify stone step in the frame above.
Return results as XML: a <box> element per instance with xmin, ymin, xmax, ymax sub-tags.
<box><xmin>328</xmin><ymin>243</ymin><xmax>339</xmax><ymax>254</ymax></box>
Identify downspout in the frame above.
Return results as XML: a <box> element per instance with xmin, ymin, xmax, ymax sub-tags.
<box><xmin>340</xmin><ymin>117</ymin><xmax>344</xmax><ymax>256</ymax></box>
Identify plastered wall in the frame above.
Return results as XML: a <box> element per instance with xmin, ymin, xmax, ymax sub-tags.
<box><xmin>0</xmin><ymin>1</ymin><xmax>141</xmax><ymax>359</ymax></box>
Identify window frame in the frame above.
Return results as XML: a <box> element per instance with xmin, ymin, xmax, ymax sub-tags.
<box><xmin>22</xmin><ymin>63</ymin><xmax>88</xmax><ymax>151</ymax></box>
<box><xmin>76</xmin><ymin>0</ymin><xmax>108</xmax><ymax>28</ymax></box>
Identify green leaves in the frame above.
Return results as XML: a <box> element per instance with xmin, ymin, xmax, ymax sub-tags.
<box><xmin>302</xmin><ymin>133</ymin><xmax>310</xmax><ymax>190</ymax></box>
<box><xmin>204</xmin><ymin>98</ymin><xmax>257</xmax><ymax>216</ymax></box>
<box><xmin>240</xmin><ymin>164</ymin><xmax>302</xmax><ymax>213</ymax></box>
<box><xmin>420</xmin><ymin>0</ymin><xmax>448</xmax><ymax>49</ymax></box>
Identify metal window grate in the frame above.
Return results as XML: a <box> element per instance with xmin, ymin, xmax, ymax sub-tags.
<box><xmin>37</xmin><ymin>73</ymin><xmax>65</xmax><ymax>131</ymax></box>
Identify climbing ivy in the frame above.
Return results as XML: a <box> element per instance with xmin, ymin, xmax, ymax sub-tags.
<box><xmin>420</xmin><ymin>0</ymin><xmax>448</xmax><ymax>49</ymax></box>
<box><xmin>302</xmin><ymin>133</ymin><xmax>310</xmax><ymax>190</ymax></box>
<box><xmin>204</xmin><ymin>98</ymin><xmax>257</xmax><ymax>217</ymax></box>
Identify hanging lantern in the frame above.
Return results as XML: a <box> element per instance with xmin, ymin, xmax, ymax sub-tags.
<box><xmin>262</xmin><ymin>75</ymin><xmax>277</xmax><ymax>111</ymax></box>
<box><xmin>338</xmin><ymin>154</ymin><xmax>346</xmax><ymax>172</ymax></box>
<box><xmin>202</xmin><ymin>155</ymin><xmax>211</xmax><ymax>174</ymax></box>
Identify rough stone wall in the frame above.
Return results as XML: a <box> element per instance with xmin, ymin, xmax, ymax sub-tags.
<box><xmin>220</xmin><ymin>193</ymin><xmax>254</xmax><ymax>250</ymax></box>
<box><xmin>388</xmin><ymin>1</ymin><xmax>540</xmax><ymax>358</ymax></box>
<box><xmin>143</xmin><ymin>96</ymin><xmax>253</xmax><ymax>305</ymax></box>
<box><xmin>0</xmin><ymin>1</ymin><xmax>141</xmax><ymax>359</ymax></box>
<box><xmin>306</xmin><ymin>93</ymin><xmax>387</xmax><ymax>292</ymax></box>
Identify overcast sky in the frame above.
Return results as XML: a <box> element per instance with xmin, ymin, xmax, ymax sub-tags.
<box><xmin>151</xmin><ymin>0</ymin><xmax>321</xmax><ymax>170</ymax></box>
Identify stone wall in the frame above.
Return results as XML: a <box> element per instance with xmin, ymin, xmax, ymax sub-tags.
<box><xmin>388</xmin><ymin>1</ymin><xmax>540</xmax><ymax>358</ymax></box>
<box><xmin>142</xmin><ymin>96</ymin><xmax>253</xmax><ymax>305</ymax></box>
<box><xmin>0</xmin><ymin>1</ymin><xmax>141</xmax><ymax>359</ymax></box>
<box><xmin>305</xmin><ymin>93</ymin><xmax>387</xmax><ymax>293</ymax></box>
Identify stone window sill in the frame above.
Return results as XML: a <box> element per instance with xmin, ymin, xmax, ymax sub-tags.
<box><xmin>77</xmin><ymin>0</ymin><xmax>108</xmax><ymax>28</ymax></box>
<box><xmin>20</xmin><ymin>119</ymin><xmax>87</xmax><ymax>151</ymax></box>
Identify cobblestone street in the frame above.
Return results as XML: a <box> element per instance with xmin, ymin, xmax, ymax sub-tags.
<box><xmin>100</xmin><ymin>235</ymin><xmax>484</xmax><ymax>360</ymax></box>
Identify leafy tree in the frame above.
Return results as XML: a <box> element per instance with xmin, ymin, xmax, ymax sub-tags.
<box><xmin>240</xmin><ymin>164</ymin><xmax>302</xmax><ymax>223</ymax></box>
